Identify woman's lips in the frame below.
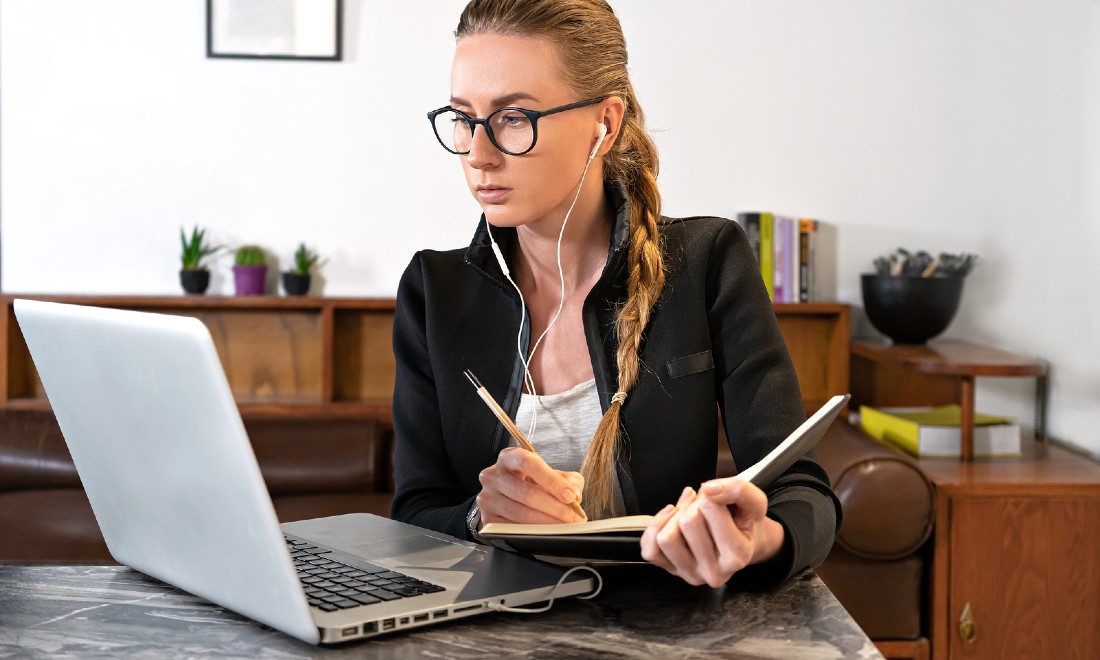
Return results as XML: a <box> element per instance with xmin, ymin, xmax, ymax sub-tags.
<box><xmin>476</xmin><ymin>186</ymin><xmax>511</xmax><ymax>203</ymax></box>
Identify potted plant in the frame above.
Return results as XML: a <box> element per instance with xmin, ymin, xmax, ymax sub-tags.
<box><xmin>179</xmin><ymin>225</ymin><xmax>220</xmax><ymax>295</ymax></box>
<box><xmin>232</xmin><ymin>245</ymin><xmax>268</xmax><ymax>296</ymax></box>
<box><xmin>283</xmin><ymin>243</ymin><xmax>319</xmax><ymax>296</ymax></box>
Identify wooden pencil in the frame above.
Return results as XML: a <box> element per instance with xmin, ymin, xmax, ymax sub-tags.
<box><xmin>463</xmin><ymin>369</ymin><xmax>587</xmax><ymax>519</ymax></box>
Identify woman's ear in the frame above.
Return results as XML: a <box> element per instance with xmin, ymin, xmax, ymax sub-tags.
<box><xmin>596</xmin><ymin>96</ymin><xmax>626</xmax><ymax>156</ymax></box>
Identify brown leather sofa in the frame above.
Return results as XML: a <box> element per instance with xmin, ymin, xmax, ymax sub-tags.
<box><xmin>717</xmin><ymin>420</ymin><xmax>934</xmax><ymax>650</ymax></box>
<box><xmin>2</xmin><ymin>409</ymin><xmax>933</xmax><ymax>652</ymax></box>
<box><xmin>814</xmin><ymin>422</ymin><xmax>934</xmax><ymax>646</ymax></box>
<box><xmin>0</xmin><ymin>410</ymin><xmax>393</xmax><ymax>564</ymax></box>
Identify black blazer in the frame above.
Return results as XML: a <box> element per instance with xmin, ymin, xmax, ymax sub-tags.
<box><xmin>391</xmin><ymin>182</ymin><xmax>840</xmax><ymax>588</ymax></box>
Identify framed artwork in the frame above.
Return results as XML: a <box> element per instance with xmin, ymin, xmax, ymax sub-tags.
<box><xmin>207</xmin><ymin>0</ymin><xmax>342</xmax><ymax>61</ymax></box>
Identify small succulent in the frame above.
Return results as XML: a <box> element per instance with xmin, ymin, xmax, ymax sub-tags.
<box><xmin>292</xmin><ymin>243</ymin><xmax>319</xmax><ymax>276</ymax></box>
<box><xmin>180</xmin><ymin>225</ymin><xmax>220</xmax><ymax>271</ymax></box>
<box><xmin>234</xmin><ymin>245</ymin><xmax>266</xmax><ymax>267</ymax></box>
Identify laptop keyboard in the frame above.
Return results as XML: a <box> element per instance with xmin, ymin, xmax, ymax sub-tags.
<box><xmin>285</xmin><ymin>537</ymin><xmax>445</xmax><ymax>612</ymax></box>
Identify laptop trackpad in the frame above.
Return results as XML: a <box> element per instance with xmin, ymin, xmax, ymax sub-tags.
<box><xmin>347</xmin><ymin>534</ymin><xmax>471</xmax><ymax>567</ymax></box>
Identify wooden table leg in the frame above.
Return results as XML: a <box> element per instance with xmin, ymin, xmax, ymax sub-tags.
<box><xmin>960</xmin><ymin>376</ymin><xmax>975</xmax><ymax>461</ymax></box>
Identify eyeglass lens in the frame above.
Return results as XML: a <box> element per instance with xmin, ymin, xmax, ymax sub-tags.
<box><xmin>433</xmin><ymin>108</ymin><xmax>535</xmax><ymax>155</ymax></box>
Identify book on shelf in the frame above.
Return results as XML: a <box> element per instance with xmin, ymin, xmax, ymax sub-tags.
<box><xmin>736</xmin><ymin>211</ymin><xmax>833</xmax><ymax>302</ymax></box>
<box><xmin>799</xmin><ymin>219</ymin><xmax>816</xmax><ymax>303</ymax></box>
<box><xmin>759</xmin><ymin>212</ymin><xmax>775</xmax><ymax>300</ymax></box>
<box><xmin>479</xmin><ymin>394</ymin><xmax>849</xmax><ymax>564</ymax></box>
<box><xmin>737</xmin><ymin>212</ymin><xmax>761</xmax><ymax>265</ymax></box>
<box><xmin>858</xmin><ymin>404</ymin><xmax>1021</xmax><ymax>458</ymax></box>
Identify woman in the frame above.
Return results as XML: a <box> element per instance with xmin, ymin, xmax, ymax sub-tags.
<box><xmin>392</xmin><ymin>0</ymin><xmax>840</xmax><ymax>590</ymax></box>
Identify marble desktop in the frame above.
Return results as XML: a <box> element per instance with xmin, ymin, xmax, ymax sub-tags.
<box><xmin>0</xmin><ymin>564</ymin><xmax>881</xmax><ymax>659</ymax></box>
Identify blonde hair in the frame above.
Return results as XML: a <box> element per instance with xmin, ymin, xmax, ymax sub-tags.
<box><xmin>457</xmin><ymin>0</ymin><xmax>666</xmax><ymax>518</ymax></box>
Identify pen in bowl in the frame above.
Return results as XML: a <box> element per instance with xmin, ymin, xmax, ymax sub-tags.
<box><xmin>463</xmin><ymin>369</ymin><xmax>587</xmax><ymax>519</ymax></box>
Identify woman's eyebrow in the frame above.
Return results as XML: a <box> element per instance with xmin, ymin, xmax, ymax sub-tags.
<box><xmin>449</xmin><ymin>92</ymin><xmax>540</xmax><ymax>109</ymax></box>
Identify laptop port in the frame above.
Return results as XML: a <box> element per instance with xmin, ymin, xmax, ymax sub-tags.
<box><xmin>399</xmin><ymin>617</ymin><xmax>410</xmax><ymax>625</ymax></box>
<box><xmin>363</xmin><ymin>621</ymin><xmax>378</xmax><ymax>634</ymax></box>
<box><xmin>382</xmin><ymin>618</ymin><xmax>395</xmax><ymax>631</ymax></box>
<box><xmin>433</xmin><ymin>610</ymin><xmax>448</xmax><ymax>619</ymax></box>
<box><xmin>341</xmin><ymin>626</ymin><xmax>358</xmax><ymax>638</ymax></box>
<box><xmin>454</xmin><ymin>604</ymin><xmax>482</xmax><ymax>614</ymax></box>
<box><xmin>413</xmin><ymin>613</ymin><xmax>429</xmax><ymax>623</ymax></box>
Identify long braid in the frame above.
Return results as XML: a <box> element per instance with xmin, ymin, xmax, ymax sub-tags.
<box><xmin>458</xmin><ymin>0</ymin><xmax>666</xmax><ymax>518</ymax></box>
<box><xmin>581</xmin><ymin>101</ymin><xmax>664</xmax><ymax>518</ymax></box>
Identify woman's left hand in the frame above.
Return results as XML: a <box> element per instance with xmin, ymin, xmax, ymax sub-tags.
<box><xmin>639</xmin><ymin>478</ymin><xmax>785</xmax><ymax>587</ymax></box>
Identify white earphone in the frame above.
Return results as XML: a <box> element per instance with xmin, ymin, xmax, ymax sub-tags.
<box><xmin>489</xmin><ymin>122</ymin><xmax>605</xmax><ymax>279</ymax></box>
<box><xmin>589</xmin><ymin>123</ymin><xmax>607</xmax><ymax>161</ymax></box>
<box><xmin>488</xmin><ymin>122</ymin><xmax>608</xmax><ymax>440</ymax></box>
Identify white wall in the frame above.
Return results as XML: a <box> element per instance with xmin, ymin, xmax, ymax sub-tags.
<box><xmin>3</xmin><ymin>1</ymin><xmax>1098</xmax><ymax>455</ymax></box>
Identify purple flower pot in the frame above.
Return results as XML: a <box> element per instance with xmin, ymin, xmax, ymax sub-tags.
<box><xmin>232</xmin><ymin>265</ymin><xmax>267</xmax><ymax>296</ymax></box>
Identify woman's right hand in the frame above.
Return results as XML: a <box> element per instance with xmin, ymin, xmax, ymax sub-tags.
<box><xmin>475</xmin><ymin>447</ymin><xmax>586</xmax><ymax>529</ymax></box>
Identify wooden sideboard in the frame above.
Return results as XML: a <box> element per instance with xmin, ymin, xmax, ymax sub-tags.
<box><xmin>1</xmin><ymin>295</ymin><xmax>850</xmax><ymax>421</ymax></box>
<box><xmin>919</xmin><ymin>440</ymin><xmax>1100</xmax><ymax>659</ymax></box>
<box><xmin>851</xmin><ymin>339</ymin><xmax>1100</xmax><ymax>659</ymax></box>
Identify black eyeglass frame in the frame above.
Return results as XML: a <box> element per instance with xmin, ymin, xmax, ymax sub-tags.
<box><xmin>427</xmin><ymin>96</ymin><xmax>607</xmax><ymax>156</ymax></box>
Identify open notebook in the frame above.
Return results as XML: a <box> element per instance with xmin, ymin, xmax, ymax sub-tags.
<box><xmin>479</xmin><ymin>394</ymin><xmax>849</xmax><ymax>563</ymax></box>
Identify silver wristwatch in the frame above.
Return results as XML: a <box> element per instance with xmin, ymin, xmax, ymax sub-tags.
<box><xmin>465</xmin><ymin>502</ymin><xmax>481</xmax><ymax>535</ymax></box>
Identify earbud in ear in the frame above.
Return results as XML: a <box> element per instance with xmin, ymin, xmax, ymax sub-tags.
<box><xmin>588</xmin><ymin>124</ymin><xmax>608</xmax><ymax>161</ymax></box>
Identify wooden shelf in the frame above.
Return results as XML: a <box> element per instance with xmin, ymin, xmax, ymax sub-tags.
<box><xmin>1</xmin><ymin>295</ymin><xmax>397</xmax><ymax>426</ymax></box>
<box><xmin>852</xmin><ymin>338</ymin><xmax>1048</xmax><ymax>461</ymax></box>
<box><xmin>852</xmin><ymin>339</ymin><xmax>1047</xmax><ymax>378</ymax></box>
<box><xmin>774</xmin><ymin>303</ymin><xmax>850</xmax><ymax>414</ymax></box>
<box><xmin>3</xmin><ymin>295</ymin><xmax>849</xmax><ymax>423</ymax></box>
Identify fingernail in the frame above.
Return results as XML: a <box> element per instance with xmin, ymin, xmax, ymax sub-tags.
<box><xmin>659</xmin><ymin>504</ymin><xmax>675</xmax><ymax>515</ymax></box>
<box><xmin>703</xmin><ymin>481</ymin><xmax>722</xmax><ymax>494</ymax></box>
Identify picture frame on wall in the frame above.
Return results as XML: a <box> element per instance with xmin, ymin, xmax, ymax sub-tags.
<box><xmin>207</xmin><ymin>0</ymin><xmax>342</xmax><ymax>61</ymax></box>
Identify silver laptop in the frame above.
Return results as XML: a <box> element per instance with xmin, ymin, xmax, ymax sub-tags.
<box><xmin>14</xmin><ymin>299</ymin><xmax>596</xmax><ymax>645</ymax></box>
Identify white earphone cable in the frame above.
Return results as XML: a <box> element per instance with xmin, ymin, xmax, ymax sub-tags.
<box><xmin>485</xmin><ymin>565</ymin><xmax>603</xmax><ymax>614</ymax></box>
<box><xmin>485</xmin><ymin>125</ymin><xmax>606</xmax><ymax>444</ymax></box>
<box><xmin>522</xmin><ymin>146</ymin><xmax>599</xmax><ymax>439</ymax></box>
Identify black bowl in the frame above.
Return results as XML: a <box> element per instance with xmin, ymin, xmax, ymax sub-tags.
<box><xmin>861</xmin><ymin>274</ymin><xmax>963</xmax><ymax>344</ymax></box>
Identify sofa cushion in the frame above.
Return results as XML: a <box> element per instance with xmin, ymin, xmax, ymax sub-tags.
<box><xmin>0</xmin><ymin>410</ymin><xmax>79</xmax><ymax>491</ymax></box>
<box><xmin>0</xmin><ymin>489</ymin><xmax>112</xmax><ymax>564</ymax></box>
<box><xmin>817</xmin><ymin>544</ymin><xmax>924</xmax><ymax>639</ymax></box>
<box><xmin>245</xmin><ymin>418</ymin><xmax>383</xmax><ymax>496</ymax></box>
<box><xmin>273</xmin><ymin>493</ymin><xmax>394</xmax><ymax>522</ymax></box>
<box><xmin>816</xmin><ymin>423</ymin><xmax>935</xmax><ymax>560</ymax></box>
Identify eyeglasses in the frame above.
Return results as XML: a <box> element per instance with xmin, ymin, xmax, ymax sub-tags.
<box><xmin>427</xmin><ymin>96</ymin><xmax>606</xmax><ymax>156</ymax></box>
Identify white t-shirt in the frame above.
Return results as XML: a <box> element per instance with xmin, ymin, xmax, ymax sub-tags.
<box><xmin>512</xmin><ymin>378</ymin><xmax>626</xmax><ymax>515</ymax></box>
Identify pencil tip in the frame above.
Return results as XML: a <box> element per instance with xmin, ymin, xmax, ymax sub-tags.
<box><xmin>463</xmin><ymin>369</ymin><xmax>481</xmax><ymax>388</ymax></box>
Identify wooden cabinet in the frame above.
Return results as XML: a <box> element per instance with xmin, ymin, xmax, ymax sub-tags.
<box><xmin>852</xmin><ymin>339</ymin><xmax>1100</xmax><ymax>659</ymax></box>
<box><xmin>921</xmin><ymin>445</ymin><xmax>1100</xmax><ymax>659</ymax></box>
